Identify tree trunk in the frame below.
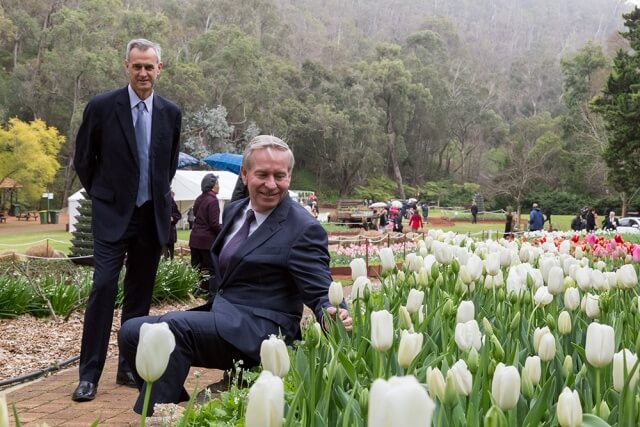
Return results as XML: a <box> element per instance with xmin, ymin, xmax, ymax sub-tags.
<box><xmin>61</xmin><ymin>74</ymin><xmax>82</xmax><ymax>208</ymax></box>
<box><xmin>386</xmin><ymin>115</ymin><xmax>405</xmax><ymax>199</ymax></box>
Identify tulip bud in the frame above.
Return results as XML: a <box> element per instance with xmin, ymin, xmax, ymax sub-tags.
<box><xmin>584</xmin><ymin>294</ymin><xmax>600</xmax><ymax>319</ymax></box>
<box><xmin>398</xmin><ymin>330</ymin><xmax>423</xmax><ymax>368</ymax></box>
<box><xmin>328</xmin><ymin>281</ymin><xmax>344</xmax><ymax>306</ymax></box>
<box><xmin>523</xmin><ymin>355</ymin><xmax>541</xmax><ymax>386</ymax></box>
<box><xmin>562</xmin><ymin>355</ymin><xmax>573</xmax><ymax>378</ymax></box>
<box><xmin>456</xmin><ymin>300</ymin><xmax>475</xmax><ymax>324</ymax></box>
<box><xmin>368</xmin><ymin>376</ymin><xmax>435</xmax><ymax>427</ymax></box>
<box><xmin>538</xmin><ymin>333</ymin><xmax>556</xmax><ymax>362</ymax></box>
<box><xmin>444</xmin><ymin>372</ymin><xmax>460</xmax><ymax>404</ymax></box>
<box><xmin>396</xmin><ymin>270</ymin><xmax>406</xmax><ymax>283</ymax></box>
<box><xmin>350</xmin><ymin>258</ymin><xmax>367</xmax><ymax>280</ymax></box>
<box><xmin>350</xmin><ymin>276</ymin><xmax>371</xmax><ymax>300</ymax></box>
<box><xmin>245</xmin><ymin>370</ymin><xmax>284</xmax><ymax>427</ymax></box>
<box><xmin>585</xmin><ymin>322</ymin><xmax>615</xmax><ymax>368</ymax></box>
<box><xmin>379</xmin><ymin>247</ymin><xmax>396</xmax><ymax>272</ymax></box>
<box><xmin>443</xmin><ymin>299</ymin><xmax>455</xmax><ymax>318</ymax></box>
<box><xmin>546</xmin><ymin>313</ymin><xmax>556</xmax><ymax>332</ymax></box>
<box><xmin>599</xmin><ymin>401</ymin><xmax>610</xmax><ymax>420</ymax></box>
<box><xmin>451</xmin><ymin>258</ymin><xmax>460</xmax><ymax>274</ymax></box>
<box><xmin>563</xmin><ymin>275</ymin><xmax>576</xmax><ymax>290</ymax></box>
<box><xmin>358</xmin><ymin>387</ymin><xmax>369</xmax><ymax>415</ymax></box>
<box><xmin>305</xmin><ymin>322</ymin><xmax>321</xmax><ymax>349</ymax></box>
<box><xmin>547</xmin><ymin>266</ymin><xmax>564</xmax><ymax>295</ymax></box>
<box><xmin>533</xmin><ymin>327</ymin><xmax>551</xmax><ymax>353</ymax></box>
<box><xmin>491</xmin><ymin>363</ymin><xmax>521</xmax><ymax>411</ymax></box>
<box><xmin>430</xmin><ymin>263</ymin><xmax>440</xmax><ymax>281</ymax></box>
<box><xmin>426</xmin><ymin>367</ymin><xmax>446</xmax><ymax>401</ymax></box>
<box><xmin>613</xmin><ymin>349</ymin><xmax>640</xmax><ymax>392</ymax></box>
<box><xmin>557</xmin><ymin>388</ymin><xmax>582</xmax><ymax>427</ymax></box>
<box><xmin>447</xmin><ymin>359</ymin><xmax>473</xmax><ymax>396</ymax></box>
<box><xmin>260</xmin><ymin>335</ymin><xmax>290</xmax><ymax>378</ymax></box>
<box><xmin>485</xmin><ymin>253</ymin><xmax>501</xmax><ymax>276</ymax></box>
<box><xmin>509</xmin><ymin>312</ymin><xmax>521</xmax><ymax>333</ymax></box>
<box><xmin>135</xmin><ymin>322</ymin><xmax>176</xmax><ymax>383</ymax></box>
<box><xmin>483</xmin><ymin>317</ymin><xmax>495</xmax><ymax>337</ymax></box>
<box><xmin>484</xmin><ymin>405</ymin><xmax>508</xmax><ymax>427</ymax></box>
<box><xmin>491</xmin><ymin>335</ymin><xmax>505</xmax><ymax>362</ymax></box>
<box><xmin>467</xmin><ymin>347</ymin><xmax>480</xmax><ymax>373</ymax></box>
<box><xmin>558</xmin><ymin>311</ymin><xmax>572</xmax><ymax>335</ymax></box>
<box><xmin>405</xmin><ymin>288</ymin><xmax>425</xmax><ymax>314</ymax></box>
<box><xmin>488</xmin><ymin>358</ymin><xmax>497</xmax><ymax>376</ymax></box>
<box><xmin>370</xmin><ymin>310</ymin><xmax>394</xmax><ymax>352</ymax></box>
<box><xmin>398</xmin><ymin>305</ymin><xmax>414</xmax><ymax>331</ymax></box>
<box><xmin>563</xmin><ymin>287</ymin><xmax>580</xmax><ymax>311</ymax></box>
<box><xmin>521</xmin><ymin>371</ymin><xmax>534</xmax><ymax>399</ymax></box>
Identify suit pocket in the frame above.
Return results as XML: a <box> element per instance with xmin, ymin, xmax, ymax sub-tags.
<box><xmin>252</xmin><ymin>307</ymin><xmax>296</xmax><ymax>330</ymax></box>
<box><xmin>90</xmin><ymin>185</ymin><xmax>114</xmax><ymax>202</ymax></box>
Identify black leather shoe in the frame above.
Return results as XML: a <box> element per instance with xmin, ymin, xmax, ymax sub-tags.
<box><xmin>72</xmin><ymin>381</ymin><xmax>97</xmax><ymax>402</ymax></box>
<box><xmin>116</xmin><ymin>370</ymin><xmax>137</xmax><ymax>387</ymax></box>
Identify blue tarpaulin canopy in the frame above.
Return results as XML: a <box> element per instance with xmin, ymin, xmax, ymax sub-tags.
<box><xmin>203</xmin><ymin>153</ymin><xmax>243</xmax><ymax>174</ymax></box>
<box><xmin>178</xmin><ymin>152</ymin><xmax>200</xmax><ymax>169</ymax></box>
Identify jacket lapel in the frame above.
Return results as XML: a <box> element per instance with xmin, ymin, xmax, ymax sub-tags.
<box><xmin>219</xmin><ymin>197</ymin><xmax>292</xmax><ymax>287</ymax></box>
<box><xmin>115</xmin><ymin>87</ymin><xmax>138</xmax><ymax>164</ymax></box>
<box><xmin>150</xmin><ymin>95</ymin><xmax>166</xmax><ymax>167</ymax></box>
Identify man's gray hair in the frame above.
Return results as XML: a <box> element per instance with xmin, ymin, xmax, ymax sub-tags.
<box><xmin>243</xmin><ymin>135</ymin><xmax>295</xmax><ymax>171</ymax></box>
<box><xmin>126</xmin><ymin>38</ymin><xmax>162</xmax><ymax>63</ymax></box>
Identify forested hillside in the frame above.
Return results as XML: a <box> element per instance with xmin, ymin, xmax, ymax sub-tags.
<box><xmin>0</xmin><ymin>0</ymin><xmax>635</xmax><ymax>212</ymax></box>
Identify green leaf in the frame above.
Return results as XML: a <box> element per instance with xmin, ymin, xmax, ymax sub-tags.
<box><xmin>581</xmin><ymin>413</ymin><xmax>612</xmax><ymax>427</ymax></box>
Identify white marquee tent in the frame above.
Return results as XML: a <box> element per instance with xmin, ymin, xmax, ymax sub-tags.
<box><xmin>67</xmin><ymin>170</ymin><xmax>239</xmax><ymax>232</ymax></box>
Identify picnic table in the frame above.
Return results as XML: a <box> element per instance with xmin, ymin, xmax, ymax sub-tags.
<box><xmin>16</xmin><ymin>211</ymin><xmax>38</xmax><ymax>221</ymax></box>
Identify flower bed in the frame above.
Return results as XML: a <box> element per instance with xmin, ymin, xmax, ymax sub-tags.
<box><xmin>157</xmin><ymin>230</ymin><xmax>640</xmax><ymax>425</ymax></box>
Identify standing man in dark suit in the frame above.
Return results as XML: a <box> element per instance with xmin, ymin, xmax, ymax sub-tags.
<box><xmin>72</xmin><ymin>38</ymin><xmax>182</xmax><ymax>402</ymax></box>
<box><xmin>119</xmin><ymin>135</ymin><xmax>352</xmax><ymax>415</ymax></box>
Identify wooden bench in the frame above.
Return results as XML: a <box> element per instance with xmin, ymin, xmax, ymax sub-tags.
<box><xmin>16</xmin><ymin>212</ymin><xmax>38</xmax><ymax>221</ymax></box>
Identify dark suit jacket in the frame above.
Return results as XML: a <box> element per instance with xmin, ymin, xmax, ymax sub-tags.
<box><xmin>74</xmin><ymin>87</ymin><xmax>181</xmax><ymax>244</ymax></box>
<box><xmin>208</xmin><ymin>195</ymin><xmax>333</xmax><ymax>361</ymax></box>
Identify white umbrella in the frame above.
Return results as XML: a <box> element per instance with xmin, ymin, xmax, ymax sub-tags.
<box><xmin>390</xmin><ymin>200</ymin><xmax>403</xmax><ymax>208</ymax></box>
<box><xmin>369</xmin><ymin>202</ymin><xmax>388</xmax><ymax>208</ymax></box>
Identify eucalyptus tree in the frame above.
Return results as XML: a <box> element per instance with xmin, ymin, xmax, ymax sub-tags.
<box><xmin>591</xmin><ymin>8</ymin><xmax>640</xmax><ymax>215</ymax></box>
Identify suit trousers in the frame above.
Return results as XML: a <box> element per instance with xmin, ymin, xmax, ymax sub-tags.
<box><xmin>119</xmin><ymin>310</ymin><xmax>255</xmax><ymax>415</ymax></box>
<box><xmin>78</xmin><ymin>201</ymin><xmax>162</xmax><ymax>384</ymax></box>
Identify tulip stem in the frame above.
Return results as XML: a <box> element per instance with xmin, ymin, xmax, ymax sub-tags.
<box><xmin>140</xmin><ymin>381</ymin><xmax>153</xmax><ymax>427</ymax></box>
<box><xmin>595</xmin><ymin>368</ymin><xmax>601</xmax><ymax>416</ymax></box>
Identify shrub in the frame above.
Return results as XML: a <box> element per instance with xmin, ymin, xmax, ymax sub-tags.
<box><xmin>0</xmin><ymin>276</ymin><xmax>34</xmax><ymax>318</ymax></box>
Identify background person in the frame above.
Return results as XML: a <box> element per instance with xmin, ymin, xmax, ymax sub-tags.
<box><xmin>586</xmin><ymin>208</ymin><xmax>597</xmax><ymax>232</ymax></box>
<box><xmin>188</xmin><ymin>174</ymin><xmax>221</xmax><ymax>293</ymax></box>
<box><xmin>164</xmin><ymin>192</ymin><xmax>181</xmax><ymax>259</ymax></box>
<box><xmin>504</xmin><ymin>206</ymin><xmax>514</xmax><ymax>239</ymax></box>
<box><xmin>528</xmin><ymin>203</ymin><xmax>544</xmax><ymax>231</ymax></box>
<box><xmin>119</xmin><ymin>135</ymin><xmax>352</xmax><ymax>415</ymax></box>
<box><xmin>602</xmin><ymin>210</ymin><xmax>618</xmax><ymax>231</ymax></box>
<box><xmin>408</xmin><ymin>208</ymin><xmax>423</xmax><ymax>232</ymax></box>
<box><xmin>570</xmin><ymin>212</ymin><xmax>584</xmax><ymax>231</ymax></box>
<box><xmin>470</xmin><ymin>202</ymin><xmax>478</xmax><ymax>223</ymax></box>
<box><xmin>72</xmin><ymin>38</ymin><xmax>181</xmax><ymax>402</ymax></box>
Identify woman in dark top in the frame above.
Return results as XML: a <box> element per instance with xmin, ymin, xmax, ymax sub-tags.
<box><xmin>164</xmin><ymin>192</ymin><xmax>182</xmax><ymax>259</ymax></box>
<box><xmin>570</xmin><ymin>213</ymin><xmax>583</xmax><ymax>231</ymax></box>
<box><xmin>504</xmin><ymin>207</ymin><xmax>513</xmax><ymax>239</ymax></box>
<box><xmin>585</xmin><ymin>208</ymin><xmax>597</xmax><ymax>232</ymax></box>
<box><xmin>378</xmin><ymin>208</ymin><xmax>388</xmax><ymax>232</ymax></box>
<box><xmin>188</xmin><ymin>174</ymin><xmax>221</xmax><ymax>291</ymax></box>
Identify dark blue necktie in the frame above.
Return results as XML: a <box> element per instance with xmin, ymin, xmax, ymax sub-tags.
<box><xmin>135</xmin><ymin>101</ymin><xmax>150</xmax><ymax>206</ymax></box>
<box><xmin>218</xmin><ymin>209</ymin><xmax>255</xmax><ymax>277</ymax></box>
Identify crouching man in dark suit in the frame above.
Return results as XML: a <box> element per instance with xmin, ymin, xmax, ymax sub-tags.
<box><xmin>119</xmin><ymin>135</ymin><xmax>352</xmax><ymax>415</ymax></box>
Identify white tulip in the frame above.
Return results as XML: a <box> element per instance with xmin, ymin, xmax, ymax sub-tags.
<box><xmin>135</xmin><ymin>322</ymin><xmax>176</xmax><ymax>383</ymax></box>
<box><xmin>559</xmin><ymin>240</ymin><xmax>571</xmax><ymax>255</ymax></box>
<box><xmin>426</xmin><ymin>367</ymin><xmax>446</xmax><ymax>401</ymax></box>
<box><xmin>523</xmin><ymin>355</ymin><xmax>541</xmax><ymax>386</ymax></box>
<box><xmin>398</xmin><ymin>330</ymin><xmax>423</xmax><ymax>368</ymax></box>
<box><xmin>604</xmin><ymin>272</ymin><xmax>617</xmax><ymax>290</ymax></box>
<box><xmin>423</xmin><ymin>254</ymin><xmax>437</xmax><ymax>276</ymax></box>
<box><xmin>499</xmin><ymin>248</ymin><xmax>513</xmax><ymax>268</ymax></box>
<box><xmin>584</xmin><ymin>293</ymin><xmax>600</xmax><ymax>319</ymax></box>
<box><xmin>0</xmin><ymin>394</ymin><xmax>8</xmax><ymax>427</ymax></box>
<box><xmin>459</xmin><ymin>265</ymin><xmax>473</xmax><ymax>285</ymax></box>
<box><xmin>556</xmin><ymin>387</ymin><xmax>582</xmax><ymax>427</ymax></box>
<box><xmin>368</xmin><ymin>376</ymin><xmax>435</xmax><ymax>427</ymax></box>
<box><xmin>491</xmin><ymin>363</ymin><xmax>521</xmax><ymax>411</ymax></box>
<box><xmin>260</xmin><ymin>335</ymin><xmax>290</xmax><ymax>378</ymax></box>
<box><xmin>590</xmin><ymin>269</ymin><xmax>607</xmax><ymax>291</ymax></box>
<box><xmin>613</xmin><ymin>349</ymin><xmax>640</xmax><ymax>392</ymax></box>
<box><xmin>585</xmin><ymin>322</ymin><xmax>615</xmax><ymax>368</ymax></box>
<box><xmin>616</xmin><ymin>264</ymin><xmax>638</xmax><ymax>289</ymax></box>
<box><xmin>433</xmin><ymin>241</ymin><xmax>453</xmax><ymax>264</ymax></box>
<box><xmin>575</xmin><ymin>267</ymin><xmax>592</xmax><ymax>291</ymax></box>
<box><xmin>533</xmin><ymin>326</ymin><xmax>551</xmax><ymax>353</ymax></box>
<box><xmin>245</xmin><ymin>370</ymin><xmax>284</xmax><ymax>427</ymax></box>
<box><xmin>485</xmin><ymin>252</ymin><xmax>501</xmax><ymax>276</ymax></box>
<box><xmin>350</xmin><ymin>276</ymin><xmax>371</xmax><ymax>300</ymax></box>
<box><xmin>574</xmin><ymin>246</ymin><xmax>583</xmax><ymax>260</ymax></box>
<box><xmin>558</xmin><ymin>311</ymin><xmax>572</xmax><ymax>335</ymax></box>
<box><xmin>563</xmin><ymin>287</ymin><xmax>580</xmax><ymax>311</ymax></box>
<box><xmin>547</xmin><ymin>266</ymin><xmax>565</xmax><ymax>295</ymax></box>
<box><xmin>405</xmin><ymin>289</ymin><xmax>425</xmax><ymax>314</ymax></box>
<box><xmin>370</xmin><ymin>310</ymin><xmax>394</xmax><ymax>352</ymax></box>
<box><xmin>537</xmin><ymin>333</ymin><xmax>556</xmax><ymax>362</ymax></box>
<box><xmin>408</xmin><ymin>255</ymin><xmax>424</xmax><ymax>273</ymax></box>
<box><xmin>379</xmin><ymin>247</ymin><xmax>396</xmax><ymax>272</ymax></box>
<box><xmin>466</xmin><ymin>255</ymin><xmax>483</xmax><ymax>281</ymax></box>
<box><xmin>534</xmin><ymin>286</ymin><xmax>553</xmax><ymax>306</ymax></box>
<box><xmin>447</xmin><ymin>359</ymin><xmax>473</xmax><ymax>396</ymax></box>
<box><xmin>350</xmin><ymin>258</ymin><xmax>367</xmax><ymax>280</ymax></box>
<box><xmin>455</xmin><ymin>319</ymin><xmax>482</xmax><ymax>352</ymax></box>
<box><xmin>456</xmin><ymin>300</ymin><xmax>475</xmax><ymax>324</ymax></box>
<box><xmin>328</xmin><ymin>281</ymin><xmax>344</xmax><ymax>306</ymax></box>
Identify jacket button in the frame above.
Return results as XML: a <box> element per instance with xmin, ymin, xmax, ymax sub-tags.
<box><xmin>218</xmin><ymin>289</ymin><xmax>223</xmax><ymax>295</ymax></box>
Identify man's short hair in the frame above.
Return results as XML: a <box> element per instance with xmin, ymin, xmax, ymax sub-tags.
<box><xmin>126</xmin><ymin>38</ymin><xmax>162</xmax><ymax>63</ymax></box>
<box><xmin>243</xmin><ymin>135</ymin><xmax>295</xmax><ymax>172</ymax></box>
<box><xmin>532</xmin><ymin>203</ymin><xmax>539</xmax><ymax>208</ymax></box>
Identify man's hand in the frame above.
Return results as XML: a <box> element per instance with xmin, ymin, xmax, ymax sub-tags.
<box><xmin>325</xmin><ymin>306</ymin><xmax>353</xmax><ymax>332</ymax></box>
